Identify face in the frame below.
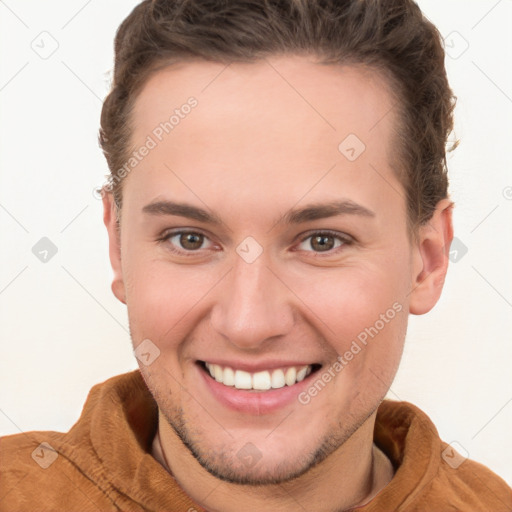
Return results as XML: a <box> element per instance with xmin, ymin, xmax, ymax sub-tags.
<box><xmin>104</xmin><ymin>56</ymin><xmax>431</xmax><ymax>485</ymax></box>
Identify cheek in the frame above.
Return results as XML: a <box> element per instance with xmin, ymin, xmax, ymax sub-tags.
<box><xmin>290</xmin><ymin>260</ymin><xmax>408</xmax><ymax>344</ymax></box>
<box><xmin>300</xmin><ymin>268</ymin><xmax>408</xmax><ymax>404</ymax></box>
<box><xmin>288</xmin><ymin>259</ymin><xmax>410</xmax><ymax>398</ymax></box>
<box><xmin>122</xmin><ymin>254</ymin><xmax>220</xmax><ymax>344</ymax></box>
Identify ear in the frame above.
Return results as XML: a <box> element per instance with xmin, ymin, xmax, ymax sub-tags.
<box><xmin>102</xmin><ymin>188</ymin><xmax>126</xmax><ymax>305</ymax></box>
<box><xmin>408</xmin><ymin>198</ymin><xmax>454</xmax><ymax>315</ymax></box>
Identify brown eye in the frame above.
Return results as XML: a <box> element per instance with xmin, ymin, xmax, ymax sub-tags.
<box><xmin>179</xmin><ymin>232</ymin><xmax>204</xmax><ymax>250</ymax></box>
<box><xmin>160</xmin><ymin>230</ymin><xmax>214</xmax><ymax>255</ymax></box>
<box><xmin>296</xmin><ymin>231</ymin><xmax>351</xmax><ymax>254</ymax></box>
<box><xmin>310</xmin><ymin>234</ymin><xmax>335</xmax><ymax>252</ymax></box>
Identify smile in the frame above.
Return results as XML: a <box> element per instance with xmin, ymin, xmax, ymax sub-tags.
<box><xmin>202</xmin><ymin>362</ymin><xmax>316</xmax><ymax>391</ymax></box>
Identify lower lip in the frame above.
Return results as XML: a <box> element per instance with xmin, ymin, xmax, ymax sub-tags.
<box><xmin>197</xmin><ymin>363</ymin><xmax>317</xmax><ymax>414</ymax></box>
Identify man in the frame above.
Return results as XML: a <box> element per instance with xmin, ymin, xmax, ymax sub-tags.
<box><xmin>1</xmin><ymin>0</ymin><xmax>511</xmax><ymax>510</ymax></box>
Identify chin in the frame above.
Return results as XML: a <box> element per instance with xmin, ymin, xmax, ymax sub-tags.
<box><xmin>163</xmin><ymin>403</ymin><xmax>363</xmax><ymax>486</ymax></box>
<box><xmin>184</xmin><ymin>442</ymin><xmax>323</xmax><ymax>486</ymax></box>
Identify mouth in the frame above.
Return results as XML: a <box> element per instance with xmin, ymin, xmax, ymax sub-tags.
<box><xmin>198</xmin><ymin>361</ymin><xmax>322</xmax><ymax>392</ymax></box>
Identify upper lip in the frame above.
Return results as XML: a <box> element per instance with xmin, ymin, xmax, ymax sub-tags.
<box><xmin>199</xmin><ymin>359</ymin><xmax>318</xmax><ymax>373</ymax></box>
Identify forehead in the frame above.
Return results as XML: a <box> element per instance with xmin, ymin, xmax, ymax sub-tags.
<box><xmin>126</xmin><ymin>56</ymin><xmax>402</xmax><ymax>221</ymax></box>
<box><xmin>132</xmin><ymin>55</ymin><xmax>397</xmax><ymax>145</ymax></box>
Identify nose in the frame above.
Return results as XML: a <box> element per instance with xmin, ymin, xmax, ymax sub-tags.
<box><xmin>210</xmin><ymin>252</ymin><xmax>295</xmax><ymax>351</ymax></box>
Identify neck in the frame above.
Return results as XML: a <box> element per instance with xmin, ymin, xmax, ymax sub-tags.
<box><xmin>153</xmin><ymin>409</ymin><xmax>394</xmax><ymax>512</ymax></box>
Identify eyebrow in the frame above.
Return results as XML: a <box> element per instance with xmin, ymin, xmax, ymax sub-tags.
<box><xmin>281</xmin><ymin>200</ymin><xmax>375</xmax><ymax>224</ymax></box>
<box><xmin>142</xmin><ymin>199</ymin><xmax>375</xmax><ymax>225</ymax></box>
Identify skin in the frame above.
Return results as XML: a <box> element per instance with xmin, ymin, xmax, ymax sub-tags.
<box><xmin>102</xmin><ymin>55</ymin><xmax>453</xmax><ymax>511</ymax></box>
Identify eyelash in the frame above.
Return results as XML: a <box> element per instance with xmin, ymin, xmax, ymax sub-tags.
<box><xmin>157</xmin><ymin>229</ymin><xmax>353</xmax><ymax>257</ymax></box>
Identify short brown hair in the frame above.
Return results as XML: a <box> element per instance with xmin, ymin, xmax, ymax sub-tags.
<box><xmin>98</xmin><ymin>0</ymin><xmax>457</xmax><ymax>237</ymax></box>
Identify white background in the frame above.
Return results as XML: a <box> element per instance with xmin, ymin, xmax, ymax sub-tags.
<box><xmin>1</xmin><ymin>0</ymin><xmax>511</xmax><ymax>488</ymax></box>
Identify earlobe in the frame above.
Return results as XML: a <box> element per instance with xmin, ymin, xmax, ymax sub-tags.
<box><xmin>102</xmin><ymin>188</ymin><xmax>126</xmax><ymax>305</ymax></box>
<box><xmin>408</xmin><ymin>198</ymin><xmax>454</xmax><ymax>315</ymax></box>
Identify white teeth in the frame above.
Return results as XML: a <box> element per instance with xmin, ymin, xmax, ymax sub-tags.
<box><xmin>296</xmin><ymin>366</ymin><xmax>308</xmax><ymax>382</ymax></box>
<box><xmin>252</xmin><ymin>371</ymin><xmax>272</xmax><ymax>390</ymax></box>
<box><xmin>204</xmin><ymin>362</ymin><xmax>313</xmax><ymax>391</ymax></box>
<box><xmin>223</xmin><ymin>366</ymin><xmax>235</xmax><ymax>386</ymax></box>
<box><xmin>271</xmin><ymin>369</ymin><xmax>286</xmax><ymax>389</ymax></box>
<box><xmin>284</xmin><ymin>367</ymin><xmax>297</xmax><ymax>386</ymax></box>
<box><xmin>234</xmin><ymin>370</ymin><xmax>252</xmax><ymax>389</ymax></box>
<box><xmin>214</xmin><ymin>364</ymin><xmax>223</xmax><ymax>383</ymax></box>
